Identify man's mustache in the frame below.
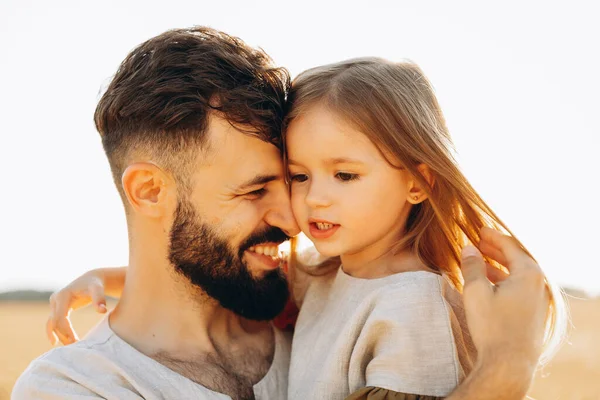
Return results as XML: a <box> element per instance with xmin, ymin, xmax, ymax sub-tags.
<box><xmin>238</xmin><ymin>227</ymin><xmax>290</xmax><ymax>257</ymax></box>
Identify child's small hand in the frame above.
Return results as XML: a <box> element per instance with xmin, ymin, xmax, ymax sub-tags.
<box><xmin>46</xmin><ymin>272</ymin><xmax>107</xmax><ymax>346</ymax></box>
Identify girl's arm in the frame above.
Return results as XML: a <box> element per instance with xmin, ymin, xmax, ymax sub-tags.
<box><xmin>46</xmin><ymin>245</ymin><xmax>340</xmax><ymax>341</ymax></box>
<box><xmin>272</xmin><ymin>250</ymin><xmax>340</xmax><ymax>331</ymax></box>
<box><xmin>287</xmin><ymin>245</ymin><xmax>339</xmax><ymax>308</ymax></box>
<box><xmin>46</xmin><ymin>267</ymin><xmax>127</xmax><ymax>345</ymax></box>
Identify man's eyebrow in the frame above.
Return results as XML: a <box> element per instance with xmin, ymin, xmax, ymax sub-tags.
<box><xmin>236</xmin><ymin>174</ymin><xmax>281</xmax><ymax>190</ymax></box>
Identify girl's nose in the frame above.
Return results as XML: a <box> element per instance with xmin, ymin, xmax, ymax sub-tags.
<box><xmin>305</xmin><ymin>181</ymin><xmax>332</xmax><ymax>209</ymax></box>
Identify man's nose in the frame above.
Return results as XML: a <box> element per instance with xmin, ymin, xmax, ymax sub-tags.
<box><xmin>265</xmin><ymin>187</ymin><xmax>300</xmax><ymax>237</ymax></box>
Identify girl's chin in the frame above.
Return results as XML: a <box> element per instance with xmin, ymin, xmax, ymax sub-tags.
<box><xmin>312</xmin><ymin>243</ymin><xmax>343</xmax><ymax>258</ymax></box>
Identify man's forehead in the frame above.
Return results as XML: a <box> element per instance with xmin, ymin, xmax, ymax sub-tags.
<box><xmin>228</xmin><ymin>150</ymin><xmax>285</xmax><ymax>186</ymax></box>
<box><xmin>199</xmin><ymin>114</ymin><xmax>284</xmax><ymax>183</ymax></box>
<box><xmin>205</xmin><ymin>114</ymin><xmax>279</xmax><ymax>153</ymax></box>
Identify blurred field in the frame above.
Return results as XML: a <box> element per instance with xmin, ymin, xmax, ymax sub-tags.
<box><xmin>1</xmin><ymin>297</ymin><xmax>599</xmax><ymax>400</ymax></box>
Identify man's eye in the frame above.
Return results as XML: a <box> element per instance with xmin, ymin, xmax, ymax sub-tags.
<box><xmin>290</xmin><ymin>174</ymin><xmax>308</xmax><ymax>183</ymax></box>
<box><xmin>336</xmin><ymin>172</ymin><xmax>359</xmax><ymax>182</ymax></box>
<box><xmin>245</xmin><ymin>188</ymin><xmax>267</xmax><ymax>198</ymax></box>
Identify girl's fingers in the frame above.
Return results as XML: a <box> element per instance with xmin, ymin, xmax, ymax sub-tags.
<box><xmin>54</xmin><ymin>316</ymin><xmax>78</xmax><ymax>345</ymax></box>
<box><xmin>54</xmin><ymin>326</ymin><xmax>75</xmax><ymax>346</ymax></box>
<box><xmin>47</xmin><ymin>294</ymin><xmax>59</xmax><ymax>345</ymax></box>
<box><xmin>89</xmin><ymin>282</ymin><xmax>107</xmax><ymax>313</ymax></box>
<box><xmin>50</xmin><ymin>292</ymin><xmax>79</xmax><ymax>345</ymax></box>
<box><xmin>52</xmin><ymin>292</ymin><xmax>74</xmax><ymax>322</ymax></box>
<box><xmin>45</xmin><ymin>316</ymin><xmax>58</xmax><ymax>346</ymax></box>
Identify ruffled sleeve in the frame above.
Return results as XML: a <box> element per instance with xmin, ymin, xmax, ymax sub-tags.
<box><xmin>346</xmin><ymin>386</ymin><xmax>444</xmax><ymax>400</ymax></box>
<box><xmin>346</xmin><ymin>277</ymin><xmax>471</xmax><ymax>397</ymax></box>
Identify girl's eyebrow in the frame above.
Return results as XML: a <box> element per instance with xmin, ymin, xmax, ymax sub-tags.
<box><xmin>287</xmin><ymin>157</ymin><xmax>363</xmax><ymax>166</ymax></box>
<box><xmin>287</xmin><ymin>159</ymin><xmax>301</xmax><ymax>166</ymax></box>
<box><xmin>324</xmin><ymin>157</ymin><xmax>363</xmax><ymax>165</ymax></box>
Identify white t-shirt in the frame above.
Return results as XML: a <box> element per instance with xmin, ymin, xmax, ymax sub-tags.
<box><xmin>12</xmin><ymin>315</ymin><xmax>291</xmax><ymax>400</ymax></box>
<box><xmin>288</xmin><ymin>268</ymin><xmax>477</xmax><ymax>400</ymax></box>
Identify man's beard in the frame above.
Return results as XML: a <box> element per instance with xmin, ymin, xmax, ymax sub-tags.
<box><xmin>168</xmin><ymin>198</ymin><xmax>290</xmax><ymax>321</ymax></box>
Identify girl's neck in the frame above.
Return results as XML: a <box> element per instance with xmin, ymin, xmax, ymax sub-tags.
<box><xmin>341</xmin><ymin>246</ymin><xmax>434</xmax><ymax>280</ymax></box>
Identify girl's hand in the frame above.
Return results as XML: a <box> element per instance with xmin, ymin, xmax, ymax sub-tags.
<box><xmin>46</xmin><ymin>271</ymin><xmax>108</xmax><ymax>346</ymax></box>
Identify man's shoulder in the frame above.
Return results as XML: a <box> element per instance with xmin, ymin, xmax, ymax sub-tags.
<box><xmin>24</xmin><ymin>335</ymin><xmax>111</xmax><ymax>365</ymax></box>
<box><xmin>12</xmin><ymin>332</ymin><xmax>146</xmax><ymax>399</ymax></box>
<box><xmin>12</xmin><ymin>343</ymin><xmax>111</xmax><ymax>399</ymax></box>
<box><xmin>21</xmin><ymin>323</ymin><xmax>119</xmax><ymax>371</ymax></box>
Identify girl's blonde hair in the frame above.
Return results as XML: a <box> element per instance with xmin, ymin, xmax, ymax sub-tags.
<box><xmin>284</xmin><ymin>57</ymin><xmax>567</xmax><ymax>364</ymax></box>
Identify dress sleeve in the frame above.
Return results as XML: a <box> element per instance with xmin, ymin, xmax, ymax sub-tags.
<box><xmin>352</xmin><ymin>278</ymin><xmax>466</xmax><ymax>398</ymax></box>
<box><xmin>346</xmin><ymin>386</ymin><xmax>444</xmax><ymax>399</ymax></box>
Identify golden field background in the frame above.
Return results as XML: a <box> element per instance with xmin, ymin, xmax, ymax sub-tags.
<box><xmin>1</xmin><ymin>296</ymin><xmax>599</xmax><ymax>400</ymax></box>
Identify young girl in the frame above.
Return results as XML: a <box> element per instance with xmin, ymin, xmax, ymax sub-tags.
<box><xmin>49</xmin><ymin>58</ymin><xmax>565</xmax><ymax>399</ymax></box>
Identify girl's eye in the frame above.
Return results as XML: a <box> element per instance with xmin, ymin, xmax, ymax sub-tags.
<box><xmin>290</xmin><ymin>174</ymin><xmax>308</xmax><ymax>183</ymax></box>
<box><xmin>336</xmin><ymin>172</ymin><xmax>359</xmax><ymax>181</ymax></box>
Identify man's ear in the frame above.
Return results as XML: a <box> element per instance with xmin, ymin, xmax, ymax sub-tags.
<box><xmin>121</xmin><ymin>163</ymin><xmax>172</xmax><ymax>218</ymax></box>
<box><xmin>407</xmin><ymin>164</ymin><xmax>435</xmax><ymax>205</ymax></box>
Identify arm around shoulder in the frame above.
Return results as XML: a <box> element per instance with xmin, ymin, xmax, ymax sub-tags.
<box><xmin>444</xmin><ymin>360</ymin><xmax>533</xmax><ymax>400</ymax></box>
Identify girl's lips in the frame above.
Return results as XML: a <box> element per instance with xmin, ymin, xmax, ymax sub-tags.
<box><xmin>308</xmin><ymin>222</ymin><xmax>340</xmax><ymax>239</ymax></box>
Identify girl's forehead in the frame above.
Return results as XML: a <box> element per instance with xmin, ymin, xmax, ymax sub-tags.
<box><xmin>287</xmin><ymin>107</ymin><xmax>369</xmax><ymax>143</ymax></box>
<box><xmin>286</xmin><ymin>107</ymin><xmax>386</xmax><ymax>163</ymax></box>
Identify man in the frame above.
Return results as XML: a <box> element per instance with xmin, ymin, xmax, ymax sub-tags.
<box><xmin>13</xmin><ymin>27</ymin><xmax>549</xmax><ymax>399</ymax></box>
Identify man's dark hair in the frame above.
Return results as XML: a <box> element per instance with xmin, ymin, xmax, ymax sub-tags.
<box><xmin>94</xmin><ymin>26</ymin><xmax>290</xmax><ymax>198</ymax></box>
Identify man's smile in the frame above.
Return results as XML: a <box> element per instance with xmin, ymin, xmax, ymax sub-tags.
<box><xmin>245</xmin><ymin>242</ymin><xmax>284</xmax><ymax>270</ymax></box>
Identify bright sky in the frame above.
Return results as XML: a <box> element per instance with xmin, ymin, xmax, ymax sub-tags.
<box><xmin>0</xmin><ymin>0</ymin><xmax>598</xmax><ymax>295</ymax></box>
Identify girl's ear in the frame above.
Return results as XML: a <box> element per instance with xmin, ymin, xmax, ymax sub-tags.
<box><xmin>407</xmin><ymin>164</ymin><xmax>435</xmax><ymax>204</ymax></box>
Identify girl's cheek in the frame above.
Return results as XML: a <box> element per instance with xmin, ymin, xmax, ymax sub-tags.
<box><xmin>290</xmin><ymin>191</ymin><xmax>305</xmax><ymax>218</ymax></box>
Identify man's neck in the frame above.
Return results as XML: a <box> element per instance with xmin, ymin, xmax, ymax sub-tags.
<box><xmin>109</xmin><ymin>256</ymin><xmax>271</xmax><ymax>359</ymax></box>
<box><xmin>108</xmin><ymin>258</ymin><xmax>276</xmax><ymax>398</ymax></box>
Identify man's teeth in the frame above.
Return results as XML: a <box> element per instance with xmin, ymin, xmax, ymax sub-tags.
<box><xmin>316</xmin><ymin>222</ymin><xmax>333</xmax><ymax>230</ymax></box>
<box><xmin>248</xmin><ymin>245</ymin><xmax>280</xmax><ymax>257</ymax></box>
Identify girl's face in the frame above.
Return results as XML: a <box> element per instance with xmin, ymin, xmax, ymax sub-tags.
<box><xmin>286</xmin><ymin>106</ymin><xmax>414</xmax><ymax>260</ymax></box>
